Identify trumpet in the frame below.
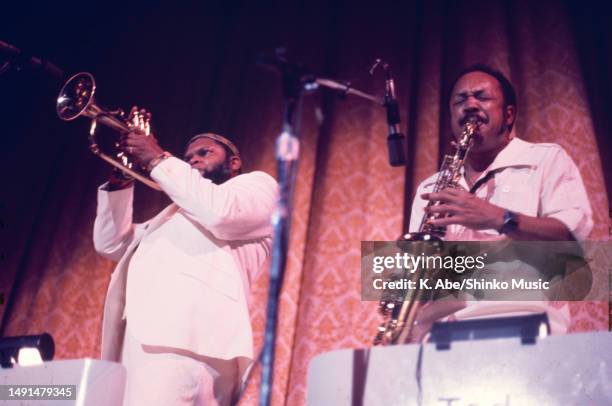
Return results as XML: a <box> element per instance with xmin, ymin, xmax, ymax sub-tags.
<box><xmin>56</xmin><ymin>72</ymin><xmax>162</xmax><ymax>191</ymax></box>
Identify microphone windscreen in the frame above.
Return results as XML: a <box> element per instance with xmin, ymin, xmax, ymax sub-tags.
<box><xmin>387</xmin><ymin>132</ymin><xmax>406</xmax><ymax>166</ymax></box>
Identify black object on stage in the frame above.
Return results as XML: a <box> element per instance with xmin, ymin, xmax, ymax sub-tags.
<box><xmin>430</xmin><ymin>313</ymin><xmax>551</xmax><ymax>350</ymax></box>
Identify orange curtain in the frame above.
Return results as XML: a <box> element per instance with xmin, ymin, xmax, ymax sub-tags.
<box><xmin>240</xmin><ymin>2</ymin><xmax>610</xmax><ymax>404</ymax></box>
<box><xmin>1</xmin><ymin>1</ymin><xmax>609</xmax><ymax>405</ymax></box>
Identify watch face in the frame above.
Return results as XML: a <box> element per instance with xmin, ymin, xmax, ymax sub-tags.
<box><xmin>501</xmin><ymin>210</ymin><xmax>518</xmax><ymax>234</ymax></box>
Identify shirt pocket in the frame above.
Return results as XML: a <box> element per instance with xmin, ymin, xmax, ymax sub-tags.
<box><xmin>490</xmin><ymin>169</ymin><xmax>539</xmax><ymax>215</ymax></box>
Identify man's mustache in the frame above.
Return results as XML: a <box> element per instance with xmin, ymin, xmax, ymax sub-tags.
<box><xmin>459</xmin><ymin>114</ymin><xmax>487</xmax><ymax>126</ymax></box>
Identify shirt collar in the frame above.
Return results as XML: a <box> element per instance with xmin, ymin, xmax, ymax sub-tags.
<box><xmin>486</xmin><ymin>137</ymin><xmax>538</xmax><ymax>171</ymax></box>
<box><xmin>460</xmin><ymin>137</ymin><xmax>537</xmax><ymax>187</ymax></box>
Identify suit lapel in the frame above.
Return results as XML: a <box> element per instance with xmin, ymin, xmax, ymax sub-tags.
<box><xmin>142</xmin><ymin>203</ymin><xmax>179</xmax><ymax>237</ymax></box>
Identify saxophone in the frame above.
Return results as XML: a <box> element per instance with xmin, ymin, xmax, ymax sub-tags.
<box><xmin>373</xmin><ymin>117</ymin><xmax>480</xmax><ymax>346</ymax></box>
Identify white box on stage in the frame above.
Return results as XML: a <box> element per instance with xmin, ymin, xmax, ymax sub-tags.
<box><xmin>308</xmin><ymin>331</ymin><xmax>612</xmax><ymax>405</ymax></box>
<box><xmin>0</xmin><ymin>359</ymin><xmax>125</xmax><ymax>405</ymax></box>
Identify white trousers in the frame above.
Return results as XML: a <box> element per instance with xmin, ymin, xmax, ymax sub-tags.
<box><xmin>121</xmin><ymin>325</ymin><xmax>239</xmax><ymax>406</ymax></box>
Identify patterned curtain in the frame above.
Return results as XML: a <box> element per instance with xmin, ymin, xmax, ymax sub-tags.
<box><xmin>1</xmin><ymin>1</ymin><xmax>609</xmax><ymax>405</ymax></box>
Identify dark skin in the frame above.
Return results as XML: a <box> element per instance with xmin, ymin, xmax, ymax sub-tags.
<box><xmin>109</xmin><ymin>107</ymin><xmax>241</xmax><ymax>188</ymax></box>
<box><xmin>423</xmin><ymin>71</ymin><xmax>573</xmax><ymax>241</ymax></box>
<box><xmin>414</xmin><ymin>72</ymin><xmax>574</xmax><ymax>335</ymax></box>
<box><xmin>183</xmin><ymin>138</ymin><xmax>241</xmax><ymax>184</ymax></box>
<box><xmin>121</xmin><ymin>107</ymin><xmax>164</xmax><ymax>166</ymax></box>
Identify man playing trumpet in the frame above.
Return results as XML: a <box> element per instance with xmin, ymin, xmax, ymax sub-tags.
<box><xmin>93</xmin><ymin>107</ymin><xmax>277</xmax><ymax>405</ymax></box>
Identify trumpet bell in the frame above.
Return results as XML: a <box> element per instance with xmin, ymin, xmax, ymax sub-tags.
<box><xmin>55</xmin><ymin>72</ymin><xmax>162</xmax><ymax>191</ymax></box>
<box><xmin>57</xmin><ymin>72</ymin><xmax>97</xmax><ymax>121</ymax></box>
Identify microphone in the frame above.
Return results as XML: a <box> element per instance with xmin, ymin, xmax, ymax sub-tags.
<box><xmin>382</xmin><ymin>65</ymin><xmax>406</xmax><ymax>166</ymax></box>
<box><xmin>256</xmin><ymin>48</ymin><xmax>312</xmax><ymax>81</ymax></box>
<box><xmin>0</xmin><ymin>40</ymin><xmax>63</xmax><ymax>78</ymax></box>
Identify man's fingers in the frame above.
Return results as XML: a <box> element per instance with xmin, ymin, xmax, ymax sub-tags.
<box><xmin>445</xmin><ymin>187</ymin><xmax>466</xmax><ymax>195</ymax></box>
<box><xmin>426</xmin><ymin>204</ymin><xmax>458</xmax><ymax>215</ymax></box>
<box><xmin>122</xmin><ymin>132</ymin><xmax>144</xmax><ymax>149</ymax></box>
<box><xmin>422</xmin><ymin>187</ymin><xmax>470</xmax><ymax>202</ymax></box>
<box><xmin>422</xmin><ymin>191</ymin><xmax>454</xmax><ymax>203</ymax></box>
<box><xmin>429</xmin><ymin>216</ymin><xmax>463</xmax><ymax>227</ymax></box>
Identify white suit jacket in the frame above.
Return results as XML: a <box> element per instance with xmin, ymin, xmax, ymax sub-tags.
<box><xmin>93</xmin><ymin>157</ymin><xmax>277</xmax><ymax>367</ymax></box>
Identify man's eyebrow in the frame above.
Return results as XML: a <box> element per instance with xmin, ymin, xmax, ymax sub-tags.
<box><xmin>454</xmin><ymin>88</ymin><xmax>487</xmax><ymax>98</ymax></box>
<box><xmin>184</xmin><ymin>147</ymin><xmax>211</xmax><ymax>159</ymax></box>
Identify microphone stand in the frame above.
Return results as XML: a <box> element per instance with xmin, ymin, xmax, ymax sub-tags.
<box><xmin>259</xmin><ymin>56</ymin><xmax>394</xmax><ymax>406</ymax></box>
<box><xmin>259</xmin><ymin>58</ymin><xmax>304</xmax><ymax>406</ymax></box>
<box><xmin>0</xmin><ymin>40</ymin><xmax>64</xmax><ymax>78</ymax></box>
<box><xmin>313</xmin><ymin>77</ymin><xmax>384</xmax><ymax>106</ymax></box>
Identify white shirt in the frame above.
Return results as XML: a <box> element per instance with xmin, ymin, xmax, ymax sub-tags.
<box><xmin>409</xmin><ymin>137</ymin><xmax>593</xmax><ymax>333</ymax></box>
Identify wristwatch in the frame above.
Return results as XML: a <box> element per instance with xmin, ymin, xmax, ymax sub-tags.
<box><xmin>499</xmin><ymin>210</ymin><xmax>519</xmax><ymax>234</ymax></box>
<box><xmin>147</xmin><ymin>151</ymin><xmax>172</xmax><ymax>173</ymax></box>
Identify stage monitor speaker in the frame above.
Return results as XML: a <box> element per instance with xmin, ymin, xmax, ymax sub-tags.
<box><xmin>0</xmin><ymin>358</ymin><xmax>125</xmax><ymax>405</ymax></box>
<box><xmin>308</xmin><ymin>331</ymin><xmax>612</xmax><ymax>405</ymax></box>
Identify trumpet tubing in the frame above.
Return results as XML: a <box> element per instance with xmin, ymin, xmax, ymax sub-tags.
<box><xmin>56</xmin><ymin>72</ymin><xmax>161</xmax><ymax>191</ymax></box>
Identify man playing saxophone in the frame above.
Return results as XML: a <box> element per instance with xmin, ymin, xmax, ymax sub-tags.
<box><xmin>408</xmin><ymin>64</ymin><xmax>593</xmax><ymax>338</ymax></box>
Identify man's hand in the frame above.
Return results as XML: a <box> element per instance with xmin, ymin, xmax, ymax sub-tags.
<box><xmin>105</xmin><ymin>168</ymin><xmax>135</xmax><ymax>191</ymax></box>
<box><xmin>422</xmin><ymin>188</ymin><xmax>505</xmax><ymax>230</ymax></box>
<box><xmin>118</xmin><ymin>107</ymin><xmax>164</xmax><ymax>168</ymax></box>
<box><xmin>122</xmin><ymin>130</ymin><xmax>164</xmax><ymax>168</ymax></box>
